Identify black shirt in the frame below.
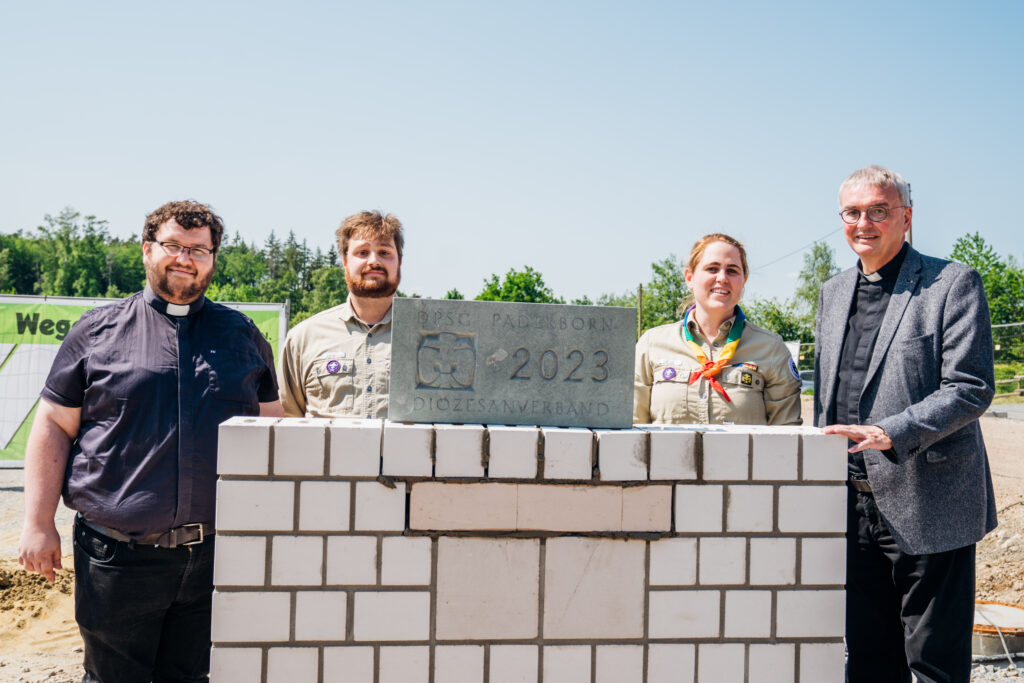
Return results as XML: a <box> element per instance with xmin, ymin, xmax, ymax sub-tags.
<box><xmin>832</xmin><ymin>243</ymin><xmax>908</xmax><ymax>477</ymax></box>
<box><xmin>42</xmin><ymin>288</ymin><xmax>278</xmax><ymax>536</ymax></box>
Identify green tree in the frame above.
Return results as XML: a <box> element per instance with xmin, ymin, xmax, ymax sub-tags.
<box><xmin>794</xmin><ymin>242</ymin><xmax>839</xmax><ymax>320</ymax></box>
<box><xmin>949</xmin><ymin>232</ymin><xmax>1024</xmax><ymax>324</ymax></box>
<box><xmin>743</xmin><ymin>296</ymin><xmax>813</xmax><ymax>343</ymax></box>
<box><xmin>475</xmin><ymin>266</ymin><xmax>564</xmax><ymax>303</ymax></box>
<box><xmin>444</xmin><ymin>288</ymin><xmax>464</xmax><ymax>300</ymax></box>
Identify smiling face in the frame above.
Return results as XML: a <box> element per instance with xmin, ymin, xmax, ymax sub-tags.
<box><xmin>840</xmin><ymin>182</ymin><xmax>912</xmax><ymax>273</ymax></box>
<box><xmin>685</xmin><ymin>240</ymin><xmax>747</xmax><ymax>319</ymax></box>
<box><xmin>142</xmin><ymin>218</ymin><xmax>216</xmax><ymax>304</ymax></box>
<box><xmin>342</xmin><ymin>232</ymin><xmax>401</xmax><ymax>299</ymax></box>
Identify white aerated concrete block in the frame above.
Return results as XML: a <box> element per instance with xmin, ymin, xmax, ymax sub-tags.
<box><xmin>697</xmin><ymin>643</ymin><xmax>745</xmax><ymax>683</ymax></box>
<box><xmin>326</xmin><ymin>536</ymin><xmax>378</xmax><ymax>585</ymax></box>
<box><xmin>801</xmin><ymin>537</ymin><xmax>847</xmax><ymax>585</ymax></box>
<box><xmin>271</xmin><ymin>535</ymin><xmax>323</xmax><ymax>586</ymax></box>
<box><xmin>595</xmin><ymin>430</ymin><xmax>648</xmax><ymax>481</ymax></box>
<box><xmin>210</xmin><ymin>647</ymin><xmax>262</xmax><ymax>682</ymax></box>
<box><xmin>299</xmin><ymin>481</ymin><xmax>351</xmax><ymax>531</ymax></box>
<box><xmin>650</xmin><ymin>537</ymin><xmax>697</xmax><ymax>586</ymax></box>
<box><xmin>726</xmin><ymin>484</ymin><xmax>774</xmax><ymax>532</ymax></box>
<box><xmin>487</xmin><ymin>426</ymin><xmax>538</xmax><ymax>479</ymax></box>
<box><xmin>748</xmin><ymin>644</ymin><xmax>795</xmax><ymax>683</ymax></box>
<box><xmin>490</xmin><ymin>645</ymin><xmax>538</xmax><ymax>683</ymax></box>
<box><xmin>649</xmin><ymin>429</ymin><xmax>697</xmax><ymax>480</ymax></box>
<box><xmin>212</xmin><ymin>536</ymin><xmax>266</xmax><ymax>586</ymax></box>
<box><xmin>702</xmin><ymin>431</ymin><xmax>749</xmax><ymax>480</ymax></box>
<box><xmin>379</xmin><ymin>646</ymin><xmax>429</xmax><ymax>683</ymax></box>
<box><xmin>699</xmin><ymin>537</ymin><xmax>746</xmax><ymax>585</ymax></box>
<box><xmin>648</xmin><ymin>644</ymin><xmax>695</xmax><ymax>683</ymax></box>
<box><xmin>382</xmin><ymin>422</ymin><xmax>433</xmax><ymax>476</ymax></box>
<box><xmin>216</xmin><ymin>480</ymin><xmax>294</xmax><ymax>531</ymax></box>
<box><xmin>323</xmin><ymin>647</ymin><xmax>374</xmax><ymax>682</ymax></box>
<box><xmin>675</xmin><ymin>484</ymin><xmax>723</xmax><ymax>532</ymax></box>
<box><xmin>648</xmin><ymin>590</ymin><xmax>720</xmax><ymax>638</ymax></box>
<box><xmin>801</xmin><ymin>432</ymin><xmax>848</xmax><ymax>481</ymax></box>
<box><xmin>435</xmin><ymin>423</ymin><xmax>485</xmax><ymax>477</ymax></box>
<box><xmin>295</xmin><ymin>591</ymin><xmax>346</xmax><ymax>641</ymax></box>
<box><xmin>267</xmin><ymin>647</ymin><xmax>318</xmax><ymax>683</ymax></box>
<box><xmin>329</xmin><ymin>418</ymin><xmax>382</xmax><ymax>477</ymax></box>
<box><xmin>218</xmin><ymin>416</ymin><xmax>277</xmax><ymax>475</ymax></box>
<box><xmin>778</xmin><ymin>485</ymin><xmax>846</xmax><ymax>532</ymax></box>
<box><xmin>354</xmin><ymin>481</ymin><xmax>407</xmax><ymax>531</ymax></box>
<box><xmin>799</xmin><ymin>643</ymin><xmax>846</xmax><ymax>682</ymax></box>
<box><xmin>543</xmin><ymin>646</ymin><xmax>591</xmax><ymax>683</ymax></box>
<box><xmin>724</xmin><ymin>590</ymin><xmax>772</xmax><ymax>638</ymax></box>
<box><xmin>211</xmin><ymin>591</ymin><xmax>291</xmax><ymax>642</ymax></box>
<box><xmin>353</xmin><ymin>591</ymin><xmax>431</xmax><ymax>641</ymax></box>
<box><xmin>596</xmin><ymin>645</ymin><xmax>643</xmax><ymax>683</ymax></box>
<box><xmin>752</xmin><ymin>432</ymin><xmax>799</xmax><ymax>480</ymax></box>
<box><xmin>435</xmin><ymin>645</ymin><xmax>484</xmax><ymax>683</ymax></box>
<box><xmin>749</xmin><ymin>537</ymin><xmax>797</xmax><ymax>586</ymax></box>
<box><xmin>541</xmin><ymin>427</ymin><xmax>593</xmax><ymax>479</ymax></box>
<box><xmin>381</xmin><ymin>536</ymin><xmax>432</xmax><ymax>585</ymax></box>
<box><xmin>775</xmin><ymin>589</ymin><xmax>845</xmax><ymax>637</ymax></box>
<box><xmin>274</xmin><ymin>418</ymin><xmax>330</xmax><ymax>475</ymax></box>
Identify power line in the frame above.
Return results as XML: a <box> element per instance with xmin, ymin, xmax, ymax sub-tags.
<box><xmin>751</xmin><ymin>228</ymin><xmax>843</xmax><ymax>273</ymax></box>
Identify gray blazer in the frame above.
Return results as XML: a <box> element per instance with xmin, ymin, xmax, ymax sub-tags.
<box><xmin>814</xmin><ymin>245</ymin><xmax>997</xmax><ymax>554</ymax></box>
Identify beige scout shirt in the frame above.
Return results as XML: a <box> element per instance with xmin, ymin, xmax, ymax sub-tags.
<box><xmin>633</xmin><ymin>315</ymin><xmax>801</xmax><ymax>426</ymax></box>
<box><xmin>278</xmin><ymin>298</ymin><xmax>392</xmax><ymax>418</ymax></box>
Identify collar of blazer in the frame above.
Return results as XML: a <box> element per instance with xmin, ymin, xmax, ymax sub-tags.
<box><xmin>818</xmin><ymin>244</ymin><xmax>924</xmax><ymax>419</ymax></box>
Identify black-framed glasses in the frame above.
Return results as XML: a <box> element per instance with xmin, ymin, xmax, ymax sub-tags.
<box><xmin>153</xmin><ymin>241</ymin><xmax>216</xmax><ymax>261</ymax></box>
<box><xmin>840</xmin><ymin>205</ymin><xmax>909</xmax><ymax>224</ymax></box>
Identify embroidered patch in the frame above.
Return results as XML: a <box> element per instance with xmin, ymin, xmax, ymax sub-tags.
<box><xmin>740</xmin><ymin>372</ymin><xmax>753</xmax><ymax>386</ymax></box>
<box><xmin>326</xmin><ymin>360</ymin><xmax>341</xmax><ymax>374</ymax></box>
<box><xmin>662</xmin><ymin>367</ymin><xmax>677</xmax><ymax>380</ymax></box>
<box><xmin>789</xmin><ymin>357</ymin><xmax>801</xmax><ymax>381</ymax></box>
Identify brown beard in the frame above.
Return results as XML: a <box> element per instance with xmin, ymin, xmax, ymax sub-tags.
<box><xmin>346</xmin><ymin>266</ymin><xmax>400</xmax><ymax>299</ymax></box>
<box><xmin>144</xmin><ymin>258</ymin><xmax>214</xmax><ymax>304</ymax></box>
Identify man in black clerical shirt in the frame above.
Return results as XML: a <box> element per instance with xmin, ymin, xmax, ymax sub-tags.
<box><xmin>19</xmin><ymin>201</ymin><xmax>283</xmax><ymax>683</ymax></box>
<box><xmin>815</xmin><ymin>166</ymin><xmax>996</xmax><ymax>683</ymax></box>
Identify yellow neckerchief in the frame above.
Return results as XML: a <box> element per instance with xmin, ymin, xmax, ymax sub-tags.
<box><xmin>683</xmin><ymin>305</ymin><xmax>745</xmax><ymax>402</ymax></box>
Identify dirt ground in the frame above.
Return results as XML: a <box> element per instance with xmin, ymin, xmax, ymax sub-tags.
<box><xmin>1</xmin><ymin>401</ymin><xmax>1022</xmax><ymax>681</ymax></box>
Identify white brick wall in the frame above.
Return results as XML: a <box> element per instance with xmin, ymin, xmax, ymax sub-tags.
<box><xmin>212</xmin><ymin>420</ymin><xmax>846</xmax><ymax>682</ymax></box>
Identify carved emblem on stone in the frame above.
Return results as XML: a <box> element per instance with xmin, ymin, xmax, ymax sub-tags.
<box><xmin>416</xmin><ymin>331</ymin><xmax>476</xmax><ymax>390</ymax></box>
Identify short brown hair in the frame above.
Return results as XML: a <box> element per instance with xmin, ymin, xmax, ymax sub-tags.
<box><xmin>143</xmin><ymin>200</ymin><xmax>225</xmax><ymax>251</ymax></box>
<box><xmin>335</xmin><ymin>210</ymin><xmax>404</xmax><ymax>261</ymax></box>
<box><xmin>686</xmin><ymin>233</ymin><xmax>749</xmax><ymax>278</ymax></box>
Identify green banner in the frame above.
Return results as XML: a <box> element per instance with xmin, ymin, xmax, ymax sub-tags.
<box><xmin>0</xmin><ymin>296</ymin><xmax>286</xmax><ymax>461</ymax></box>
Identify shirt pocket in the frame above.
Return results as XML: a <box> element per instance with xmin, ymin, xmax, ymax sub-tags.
<box><xmin>306</xmin><ymin>357</ymin><xmax>357</xmax><ymax>411</ymax></box>
<box><xmin>204</xmin><ymin>349</ymin><xmax>264</xmax><ymax>406</ymax></box>
<box><xmin>719</xmin><ymin>367</ymin><xmax>767</xmax><ymax>423</ymax></box>
<box><xmin>650</xmin><ymin>363</ymin><xmax>692</xmax><ymax>421</ymax></box>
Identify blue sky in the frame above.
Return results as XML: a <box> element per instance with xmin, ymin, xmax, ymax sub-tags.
<box><xmin>1</xmin><ymin>1</ymin><xmax>1020</xmax><ymax>304</ymax></box>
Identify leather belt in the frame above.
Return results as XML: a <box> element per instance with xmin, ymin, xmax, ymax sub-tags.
<box><xmin>81</xmin><ymin>517</ymin><xmax>214</xmax><ymax>548</ymax></box>
<box><xmin>847</xmin><ymin>478</ymin><xmax>873</xmax><ymax>493</ymax></box>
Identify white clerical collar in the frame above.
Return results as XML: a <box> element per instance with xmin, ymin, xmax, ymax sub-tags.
<box><xmin>862</xmin><ymin>270</ymin><xmax>883</xmax><ymax>283</ymax></box>
<box><xmin>165</xmin><ymin>302</ymin><xmax>190</xmax><ymax>316</ymax></box>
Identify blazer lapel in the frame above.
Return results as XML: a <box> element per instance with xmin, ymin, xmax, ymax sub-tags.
<box><xmin>818</xmin><ymin>267</ymin><xmax>858</xmax><ymax>420</ymax></box>
<box><xmin>863</xmin><ymin>246</ymin><xmax>924</xmax><ymax>390</ymax></box>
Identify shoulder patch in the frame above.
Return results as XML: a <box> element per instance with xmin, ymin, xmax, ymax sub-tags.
<box><xmin>788</xmin><ymin>357</ymin><xmax>801</xmax><ymax>381</ymax></box>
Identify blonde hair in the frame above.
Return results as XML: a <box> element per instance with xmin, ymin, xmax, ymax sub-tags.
<box><xmin>686</xmin><ymin>233</ymin><xmax>749</xmax><ymax>278</ymax></box>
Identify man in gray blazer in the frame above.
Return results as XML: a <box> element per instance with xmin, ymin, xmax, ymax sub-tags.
<box><xmin>815</xmin><ymin>165</ymin><xmax>997</xmax><ymax>683</ymax></box>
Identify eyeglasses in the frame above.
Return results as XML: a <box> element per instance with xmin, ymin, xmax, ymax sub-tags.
<box><xmin>153</xmin><ymin>241</ymin><xmax>215</xmax><ymax>262</ymax></box>
<box><xmin>839</xmin><ymin>205</ymin><xmax>909</xmax><ymax>224</ymax></box>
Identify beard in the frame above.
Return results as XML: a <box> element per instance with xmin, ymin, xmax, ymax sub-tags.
<box><xmin>144</xmin><ymin>258</ymin><xmax>214</xmax><ymax>304</ymax></box>
<box><xmin>346</xmin><ymin>265</ymin><xmax>400</xmax><ymax>299</ymax></box>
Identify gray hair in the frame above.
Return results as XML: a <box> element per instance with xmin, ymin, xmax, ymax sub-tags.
<box><xmin>838</xmin><ymin>165</ymin><xmax>912</xmax><ymax>207</ymax></box>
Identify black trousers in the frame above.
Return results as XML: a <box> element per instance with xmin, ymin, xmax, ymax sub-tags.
<box><xmin>73</xmin><ymin>517</ymin><xmax>215</xmax><ymax>683</ymax></box>
<box><xmin>846</xmin><ymin>489</ymin><xmax>975</xmax><ymax>683</ymax></box>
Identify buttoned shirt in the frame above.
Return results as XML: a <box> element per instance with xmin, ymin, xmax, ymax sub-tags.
<box><xmin>634</xmin><ymin>313</ymin><xmax>802</xmax><ymax>425</ymax></box>
<box><xmin>41</xmin><ymin>287</ymin><xmax>278</xmax><ymax>537</ymax></box>
<box><xmin>278</xmin><ymin>297</ymin><xmax>392</xmax><ymax>418</ymax></box>
<box><xmin>832</xmin><ymin>242</ymin><xmax>908</xmax><ymax>476</ymax></box>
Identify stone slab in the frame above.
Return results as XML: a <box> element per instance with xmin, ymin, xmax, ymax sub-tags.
<box><xmin>388</xmin><ymin>298</ymin><xmax>636</xmax><ymax>428</ymax></box>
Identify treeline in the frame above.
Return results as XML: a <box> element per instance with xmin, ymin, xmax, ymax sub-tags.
<box><xmin>2</xmin><ymin>210</ymin><xmax>1023</xmax><ymax>337</ymax></box>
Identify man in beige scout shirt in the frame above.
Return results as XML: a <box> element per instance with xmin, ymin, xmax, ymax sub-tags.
<box><xmin>278</xmin><ymin>210</ymin><xmax>403</xmax><ymax>418</ymax></box>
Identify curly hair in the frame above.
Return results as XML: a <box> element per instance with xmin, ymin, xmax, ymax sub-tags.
<box><xmin>142</xmin><ymin>200</ymin><xmax>225</xmax><ymax>251</ymax></box>
<box><xmin>335</xmin><ymin>210</ymin><xmax>404</xmax><ymax>261</ymax></box>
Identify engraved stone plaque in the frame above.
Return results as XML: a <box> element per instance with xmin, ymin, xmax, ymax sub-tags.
<box><xmin>389</xmin><ymin>298</ymin><xmax>637</xmax><ymax>429</ymax></box>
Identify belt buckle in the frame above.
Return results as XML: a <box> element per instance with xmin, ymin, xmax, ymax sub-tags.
<box><xmin>182</xmin><ymin>523</ymin><xmax>205</xmax><ymax>546</ymax></box>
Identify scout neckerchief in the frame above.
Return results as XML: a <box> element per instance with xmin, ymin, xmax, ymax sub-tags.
<box><xmin>683</xmin><ymin>305</ymin><xmax>745</xmax><ymax>402</ymax></box>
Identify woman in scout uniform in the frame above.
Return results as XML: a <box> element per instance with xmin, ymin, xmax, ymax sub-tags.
<box><xmin>633</xmin><ymin>233</ymin><xmax>802</xmax><ymax>425</ymax></box>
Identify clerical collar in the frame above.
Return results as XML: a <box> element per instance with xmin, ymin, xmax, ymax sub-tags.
<box><xmin>859</xmin><ymin>242</ymin><xmax>908</xmax><ymax>285</ymax></box>
<box><xmin>144</xmin><ymin>286</ymin><xmax>206</xmax><ymax>317</ymax></box>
